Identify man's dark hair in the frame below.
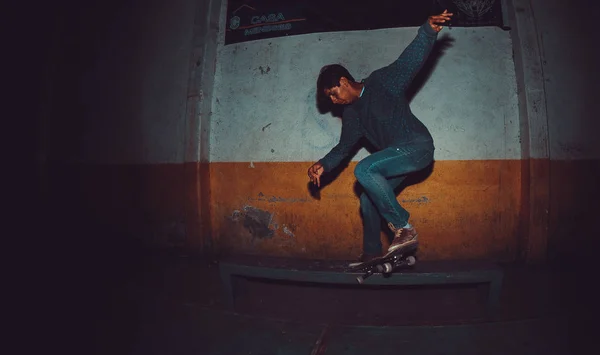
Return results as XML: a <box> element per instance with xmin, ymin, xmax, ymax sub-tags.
<box><xmin>317</xmin><ymin>64</ymin><xmax>356</xmax><ymax>99</ymax></box>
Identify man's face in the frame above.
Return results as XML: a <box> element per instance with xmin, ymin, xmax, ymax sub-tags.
<box><xmin>324</xmin><ymin>77</ymin><xmax>355</xmax><ymax>105</ymax></box>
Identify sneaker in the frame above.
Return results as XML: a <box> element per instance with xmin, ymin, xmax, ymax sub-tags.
<box><xmin>387</xmin><ymin>222</ymin><xmax>418</xmax><ymax>253</ymax></box>
<box><xmin>348</xmin><ymin>252</ymin><xmax>382</xmax><ymax>267</ymax></box>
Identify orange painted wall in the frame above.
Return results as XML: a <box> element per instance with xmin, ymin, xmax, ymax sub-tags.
<box><xmin>43</xmin><ymin>159</ymin><xmax>598</xmax><ymax>262</ymax></box>
<box><xmin>210</xmin><ymin>160</ymin><xmax>522</xmax><ymax>261</ymax></box>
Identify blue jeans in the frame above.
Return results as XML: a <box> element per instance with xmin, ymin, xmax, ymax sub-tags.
<box><xmin>354</xmin><ymin>141</ymin><xmax>434</xmax><ymax>255</ymax></box>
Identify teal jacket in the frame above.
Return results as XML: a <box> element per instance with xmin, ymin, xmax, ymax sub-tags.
<box><xmin>319</xmin><ymin>22</ymin><xmax>438</xmax><ymax>172</ymax></box>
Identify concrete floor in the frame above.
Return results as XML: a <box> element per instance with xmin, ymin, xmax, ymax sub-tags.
<box><xmin>60</xmin><ymin>249</ymin><xmax>593</xmax><ymax>355</ymax></box>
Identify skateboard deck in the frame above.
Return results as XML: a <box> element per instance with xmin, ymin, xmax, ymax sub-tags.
<box><xmin>346</xmin><ymin>244</ymin><xmax>418</xmax><ymax>284</ymax></box>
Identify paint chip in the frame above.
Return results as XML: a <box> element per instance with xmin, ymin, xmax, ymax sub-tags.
<box><xmin>241</xmin><ymin>206</ymin><xmax>274</xmax><ymax>239</ymax></box>
<box><xmin>230</xmin><ymin>210</ymin><xmax>242</xmax><ymax>222</ymax></box>
<box><xmin>282</xmin><ymin>224</ymin><xmax>295</xmax><ymax>238</ymax></box>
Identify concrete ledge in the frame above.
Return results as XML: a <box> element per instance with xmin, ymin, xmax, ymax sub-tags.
<box><xmin>218</xmin><ymin>255</ymin><xmax>503</xmax><ymax>320</ymax></box>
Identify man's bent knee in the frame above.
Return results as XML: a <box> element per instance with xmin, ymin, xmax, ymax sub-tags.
<box><xmin>354</xmin><ymin>160</ymin><xmax>373</xmax><ymax>182</ymax></box>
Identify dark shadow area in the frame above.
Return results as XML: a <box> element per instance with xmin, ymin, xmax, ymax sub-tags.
<box><xmin>233</xmin><ymin>276</ymin><xmax>489</xmax><ymax>326</ymax></box>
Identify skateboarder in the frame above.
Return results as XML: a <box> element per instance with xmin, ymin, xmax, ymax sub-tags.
<box><xmin>308</xmin><ymin>10</ymin><xmax>453</xmax><ymax>263</ymax></box>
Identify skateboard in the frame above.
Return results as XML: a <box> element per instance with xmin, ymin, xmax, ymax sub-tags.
<box><xmin>346</xmin><ymin>244</ymin><xmax>418</xmax><ymax>284</ymax></box>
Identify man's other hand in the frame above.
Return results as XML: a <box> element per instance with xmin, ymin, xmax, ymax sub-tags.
<box><xmin>307</xmin><ymin>162</ymin><xmax>324</xmax><ymax>187</ymax></box>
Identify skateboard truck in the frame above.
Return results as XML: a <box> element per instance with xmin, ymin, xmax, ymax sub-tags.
<box><xmin>356</xmin><ymin>254</ymin><xmax>416</xmax><ymax>284</ymax></box>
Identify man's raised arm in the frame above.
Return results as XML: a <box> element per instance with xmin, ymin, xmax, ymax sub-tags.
<box><xmin>374</xmin><ymin>10</ymin><xmax>453</xmax><ymax>96</ymax></box>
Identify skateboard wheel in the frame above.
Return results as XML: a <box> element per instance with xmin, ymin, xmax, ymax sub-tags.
<box><xmin>383</xmin><ymin>262</ymin><xmax>392</xmax><ymax>273</ymax></box>
<box><xmin>406</xmin><ymin>256</ymin><xmax>416</xmax><ymax>266</ymax></box>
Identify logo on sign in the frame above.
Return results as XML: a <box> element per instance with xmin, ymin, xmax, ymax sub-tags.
<box><xmin>251</xmin><ymin>13</ymin><xmax>285</xmax><ymax>24</ymax></box>
<box><xmin>229</xmin><ymin>16</ymin><xmax>241</xmax><ymax>29</ymax></box>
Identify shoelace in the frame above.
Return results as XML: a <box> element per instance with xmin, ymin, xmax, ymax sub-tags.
<box><xmin>387</xmin><ymin>222</ymin><xmax>404</xmax><ymax>239</ymax></box>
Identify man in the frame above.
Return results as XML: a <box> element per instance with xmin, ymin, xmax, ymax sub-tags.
<box><xmin>308</xmin><ymin>10</ymin><xmax>453</xmax><ymax>264</ymax></box>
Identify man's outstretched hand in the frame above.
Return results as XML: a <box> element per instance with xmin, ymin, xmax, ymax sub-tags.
<box><xmin>428</xmin><ymin>9</ymin><xmax>453</xmax><ymax>32</ymax></box>
<box><xmin>307</xmin><ymin>162</ymin><xmax>324</xmax><ymax>187</ymax></box>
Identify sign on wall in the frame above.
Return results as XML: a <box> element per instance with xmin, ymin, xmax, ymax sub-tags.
<box><xmin>225</xmin><ymin>0</ymin><xmax>508</xmax><ymax>45</ymax></box>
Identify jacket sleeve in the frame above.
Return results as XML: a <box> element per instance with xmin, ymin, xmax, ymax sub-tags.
<box><xmin>372</xmin><ymin>21</ymin><xmax>438</xmax><ymax>96</ymax></box>
<box><xmin>318</xmin><ymin>111</ymin><xmax>363</xmax><ymax>172</ymax></box>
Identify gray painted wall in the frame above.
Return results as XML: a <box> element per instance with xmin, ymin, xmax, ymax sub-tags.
<box><xmin>211</xmin><ymin>24</ymin><xmax>520</xmax><ymax>163</ymax></box>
